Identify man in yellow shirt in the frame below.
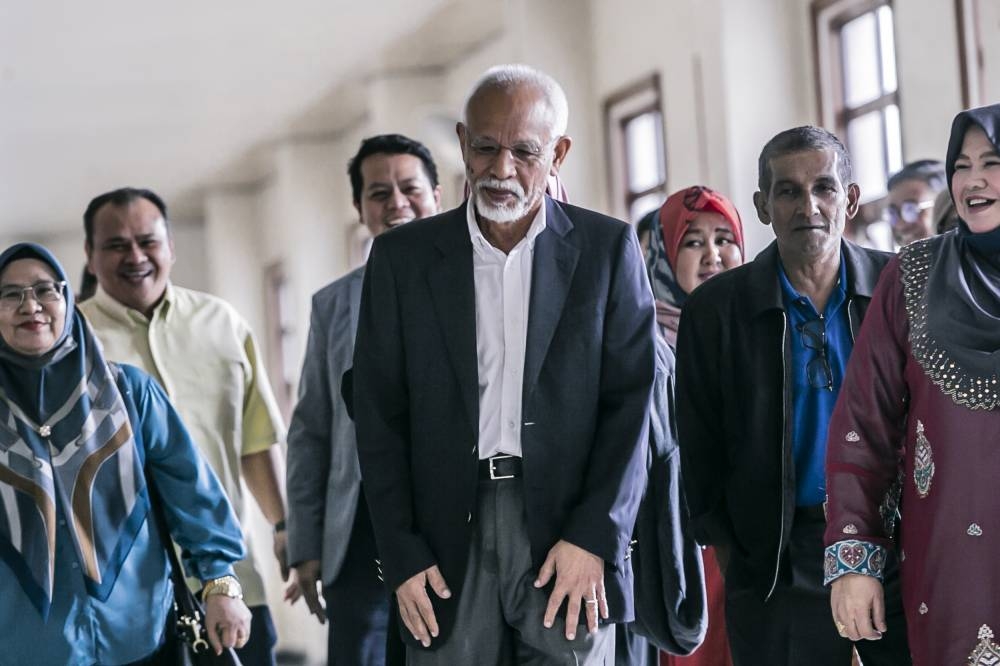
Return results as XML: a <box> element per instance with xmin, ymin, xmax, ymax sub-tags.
<box><xmin>79</xmin><ymin>187</ymin><xmax>288</xmax><ymax>666</ymax></box>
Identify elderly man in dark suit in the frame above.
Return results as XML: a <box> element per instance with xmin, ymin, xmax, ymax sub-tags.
<box><xmin>284</xmin><ymin>134</ymin><xmax>442</xmax><ymax>666</ymax></box>
<box><xmin>353</xmin><ymin>64</ymin><xmax>655</xmax><ymax>664</ymax></box>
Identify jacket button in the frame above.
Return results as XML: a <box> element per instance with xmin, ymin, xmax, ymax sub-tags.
<box><xmin>467</xmin><ymin>512</ymin><xmax>472</xmax><ymax>523</ymax></box>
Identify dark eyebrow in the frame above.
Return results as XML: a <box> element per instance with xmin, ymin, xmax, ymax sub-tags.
<box><xmin>955</xmin><ymin>150</ymin><xmax>1000</xmax><ymax>163</ymax></box>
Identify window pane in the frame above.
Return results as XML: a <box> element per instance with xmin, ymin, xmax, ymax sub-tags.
<box><xmin>630</xmin><ymin>192</ymin><xmax>666</xmax><ymax>224</ymax></box>
<box><xmin>877</xmin><ymin>6</ymin><xmax>898</xmax><ymax>94</ymax></box>
<box><xmin>884</xmin><ymin>103</ymin><xmax>903</xmax><ymax>175</ymax></box>
<box><xmin>847</xmin><ymin>110</ymin><xmax>888</xmax><ymax>201</ymax></box>
<box><xmin>841</xmin><ymin>11</ymin><xmax>881</xmax><ymax>108</ymax></box>
<box><xmin>625</xmin><ymin>111</ymin><xmax>664</xmax><ymax>193</ymax></box>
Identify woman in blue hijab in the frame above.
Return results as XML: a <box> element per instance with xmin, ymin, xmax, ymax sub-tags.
<box><xmin>0</xmin><ymin>243</ymin><xmax>250</xmax><ymax>664</ymax></box>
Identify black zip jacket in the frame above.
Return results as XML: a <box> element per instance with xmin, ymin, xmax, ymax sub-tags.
<box><xmin>675</xmin><ymin>240</ymin><xmax>891</xmax><ymax>601</ymax></box>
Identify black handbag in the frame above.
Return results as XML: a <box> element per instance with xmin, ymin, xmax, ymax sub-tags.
<box><xmin>144</xmin><ymin>467</ymin><xmax>242</xmax><ymax>666</ymax></box>
<box><xmin>629</xmin><ymin>335</ymin><xmax>707</xmax><ymax>655</ymax></box>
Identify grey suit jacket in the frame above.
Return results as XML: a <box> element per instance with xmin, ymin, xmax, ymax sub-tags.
<box><xmin>286</xmin><ymin>265</ymin><xmax>365</xmax><ymax>585</ymax></box>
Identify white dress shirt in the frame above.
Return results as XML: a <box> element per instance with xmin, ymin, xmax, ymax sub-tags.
<box><xmin>466</xmin><ymin>201</ymin><xmax>547</xmax><ymax>460</ymax></box>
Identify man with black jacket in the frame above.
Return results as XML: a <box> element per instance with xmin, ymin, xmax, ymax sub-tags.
<box><xmin>675</xmin><ymin>126</ymin><xmax>911</xmax><ymax>665</ymax></box>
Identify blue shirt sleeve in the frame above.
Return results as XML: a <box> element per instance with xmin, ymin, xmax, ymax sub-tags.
<box><xmin>121</xmin><ymin>364</ymin><xmax>246</xmax><ymax>581</ymax></box>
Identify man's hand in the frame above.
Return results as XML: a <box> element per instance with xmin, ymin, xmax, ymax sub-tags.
<box><xmin>285</xmin><ymin>559</ymin><xmax>326</xmax><ymax>623</ymax></box>
<box><xmin>831</xmin><ymin>573</ymin><xmax>886</xmax><ymax>641</ymax></box>
<box><xmin>534</xmin><ymin>540</ymin><xmax>607</xmax><ymax>640</ymax></box>
<box><xmin>273</xmin><ymin>529</ymin><xmax>289</xmax><ymax>581</ymax></box>
<box><xmin>203</xmin><ymin>594</ymin><xmax>252</xmax><ymax>655</ymax></box>
<box><xmin>396</xmin><ymin>565</ymin><xmax>451</xmax><ymax>648</ymax></box>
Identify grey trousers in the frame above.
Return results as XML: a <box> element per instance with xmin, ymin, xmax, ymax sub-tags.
<box><xmin>406</xmin><ymin>478</ymin><xmax>615</xmax><ymax>665</ymax></box>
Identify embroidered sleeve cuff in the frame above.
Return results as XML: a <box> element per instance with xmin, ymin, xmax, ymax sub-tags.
<box><xmin>824</xmin><ymin>540</ymin><xmax>887</xmax><ymax>585</ymax></box>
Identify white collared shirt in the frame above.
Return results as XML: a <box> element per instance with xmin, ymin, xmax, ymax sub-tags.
<box><xmin>466</xmin><ymin>200</ymin><xmax>547</xmax><ymax>460</ymax></box>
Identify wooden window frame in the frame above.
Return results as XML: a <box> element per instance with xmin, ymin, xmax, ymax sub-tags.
<box><xmin>602</xmin><ymin>73</ymin><xmax>668</xmax><ymax>222</ymax></box>
<box><xmin>813</xmin><ymin>0</ymin><xmax>900</xmax><ymax>148</ymax></box>
<box><xmin>813</xmin><ymin>0</ymin><xmax>902</xmax><ymax>241</ymax></box>
<box><xmin>956</xmin><ymin>0</ymin><xmax>985</xmax><ymax>108</ymax></box>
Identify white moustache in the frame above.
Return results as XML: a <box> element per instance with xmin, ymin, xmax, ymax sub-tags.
<box><xmin>475</xmin><ymin>178</ymin><xmax>525</xmax><ymax>199</ymax></box>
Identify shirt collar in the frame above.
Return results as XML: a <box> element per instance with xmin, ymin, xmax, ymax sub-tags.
<box><xmin>777</xmin><ymin>250</ymin><xmax>848</xmax><ymax>316</ymax></box>
<box><xmin>90</xmin><ymin>283</ymin><xmax>174</xmax><ymax>326</ymax></box>
<box><xmin>465</xmin><ymin>197</ymin><xmax>547</xmax><ymax>257</ymax></box>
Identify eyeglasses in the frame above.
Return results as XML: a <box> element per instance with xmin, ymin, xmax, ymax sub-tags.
<box><xmin>467</xmin><ymin>137</ymin><xmax>558</xmax><ymax>166</ymax></box>
<box><xmin>0</xmin><ymin>281</ymin><xmax>67</xmax><ymax>310</ymax></box>
<box><xmin>798</xmin><ymin>317</ymin><xmax>833</xmax><ymax>391</ymax></box>
<box><xmin>885</xmin><ymin>199</ymin><xmax>934</xmax><ymax>226</ymax></box>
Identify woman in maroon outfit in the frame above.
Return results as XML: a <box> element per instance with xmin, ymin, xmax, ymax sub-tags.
<box><xmin>644</xmin><ymin>186</ymin><xmax>743</xmax><ymax>666</ymax></box>
<box><xmin>823</xmin><ymin>103</ymin><xmax>1000</xmax><ymax>665</ymax></box>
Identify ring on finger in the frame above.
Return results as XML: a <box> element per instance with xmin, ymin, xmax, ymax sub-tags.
<box><xmin>835</xmin><ymin>620</ymin><xmax>847</xmax><ymax>635</ymax></box>
<box><xmin>584</xmin><ymin>598</ymin><xmax>599</xmax><ymax>606</ymax></box>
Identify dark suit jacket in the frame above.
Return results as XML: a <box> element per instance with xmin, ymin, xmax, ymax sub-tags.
<box><xmin>353</xmin><ymin>197</ymin><xmax>655</xmax><ymax>647</ymax></box>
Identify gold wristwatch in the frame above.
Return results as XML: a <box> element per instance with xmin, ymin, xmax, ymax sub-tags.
<box><xmin>203</xmin><ymin>575</ymin><xmax>243</xmax><ymax>600</ymax></box>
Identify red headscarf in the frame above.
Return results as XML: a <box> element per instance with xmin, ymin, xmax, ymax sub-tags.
<box><xmin>658</xmin><ymin>185</ymin><xmax>744</xmax><ymax>271</ymax></box>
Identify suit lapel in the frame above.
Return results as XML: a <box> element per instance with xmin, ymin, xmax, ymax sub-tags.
<box><xmin>427</xmin><ymin>207</ymin><xmax>479</xmax><ymax>431</ymax></box>
<box><xmin>349</xmin><ymin>268</ymin><xmax>364</xmax><ymax>341</ymax></box>
<box><xmin>524</xmin><ymin>198</ymin><xmax>580</xmax><ymax>394</ymax></box>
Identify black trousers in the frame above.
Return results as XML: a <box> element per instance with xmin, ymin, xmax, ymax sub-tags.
<box><xmin>725</xmin><ymin>515</ymin><xmax>911</xmax><ymax>666</ymax></box>
<box><xmin>323</xmin><ymin>492</ymin><xmax>391</xmax><ymax>666</ymax></box>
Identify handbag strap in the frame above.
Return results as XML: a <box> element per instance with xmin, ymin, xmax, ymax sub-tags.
<box><xmin>143</xmin><ymin>464</ymin><xmax>202</xmax><ymax>619</ymax></box>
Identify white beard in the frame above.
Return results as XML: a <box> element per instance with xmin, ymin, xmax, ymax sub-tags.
<box><xmin>472</xmin><ymin>178</ymin><xmax>540</xmax><ymax>224</ymax></box>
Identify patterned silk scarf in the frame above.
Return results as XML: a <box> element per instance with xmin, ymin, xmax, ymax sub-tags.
<box><xmin>0</xmin><ymin>243</ymin><xmax>147</xmax><ymax>619</ymax></box>
<box><xmin>642</xmin><ymin>207</ymin><xmax>686</xmax><ymax>347</ymax></box>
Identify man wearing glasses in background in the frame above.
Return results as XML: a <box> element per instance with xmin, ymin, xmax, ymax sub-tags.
<box><xmin>675</xmin><ymin>127</ymin><xmax>911</xmax><ymax>665</ymax></box>
<box><xmin>885</xmin><ymin>159</ymin><xmax>947</xmax><ymax>248</ymax></box>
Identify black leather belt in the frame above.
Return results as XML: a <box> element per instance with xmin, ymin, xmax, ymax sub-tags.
<box><xmin>478</xmin><ymin>454</ymin><xmax>522</xmax><ymax>481</ymax></box>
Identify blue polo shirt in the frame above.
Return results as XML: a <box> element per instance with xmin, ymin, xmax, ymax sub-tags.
<box><xmin>778</xmin><ymin>254</ymin><xmax>851</xmax><ymax>507</ymax></box>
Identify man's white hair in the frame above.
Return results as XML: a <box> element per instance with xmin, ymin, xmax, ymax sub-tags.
<box><xmin>463</xmin><ymin>64</ymin><xmax>569</xmax><ymax>137</ymax></box>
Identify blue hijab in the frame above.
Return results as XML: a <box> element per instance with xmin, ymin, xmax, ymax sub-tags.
<box><xmin>0</xmin><ymin>243</ymin><xmax>148</xmax><ymax>618</ymax></box>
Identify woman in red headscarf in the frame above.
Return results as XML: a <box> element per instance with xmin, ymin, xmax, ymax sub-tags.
<box><xmin>644</xmin><ymin>185</ymin><xmax>745</xmax><ymax>348</ymax></box>
<box><xmin>644</xmin><ymin>186</ymin><xmax>744</xmax><ymax>666</ymax></box>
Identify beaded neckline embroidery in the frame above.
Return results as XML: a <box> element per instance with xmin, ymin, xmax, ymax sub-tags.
<box><xmin>900</xmin><ymin>239</ymin><xmax>1000</xmax><ymax>410</ymax></box>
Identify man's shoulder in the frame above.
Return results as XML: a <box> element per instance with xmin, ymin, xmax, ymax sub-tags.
<box><xmin>684</xmin><ymin>262</ymin><xmax>751</xmax><ymax>313</ymax></box>
<box><xmin>842</xmin><ymin>240</ymin><xmax>895</xmax><ymax>294</ymax></box>
<box><xmin>313</xmin><ymin>266</ymin><xmax>364</xmax><ymax>308</ymax></box>
<box><xmin>374</xmin><ymin>207</ymin><xmax>464</xmax><ymax>249</ymax></box>
<box><xmin>849</xmin><ymin>241</ymin><xmax>894</xmax><ymax>268</ymax></box>
<box><xmin>556</xmin><ymin>200</ymin><xmax>628</xmax><ymax>228</ymax></box>
<box><xmin>172</xmin><ymin>285</ymin><xmax>242</xmax><ymax>319</ymax></box>
<box><xmin>169</xmin><ymin>286</ymin><xmax>254</xmax><ymax>339</ymax></box>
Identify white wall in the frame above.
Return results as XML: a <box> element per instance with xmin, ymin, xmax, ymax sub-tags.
<box><xmin>590</xmin><ymin>0</ymin><xmax>728</xmax><ymax>201</ymax></box>
<box><xmin>588</xmin><ymin>0</ymin><xmax>812</xmax><ymax>257</ymax></box>
<box><xmin>717</xmin><ymin>0</ymin><xmax>817</xmax><ymax>256</ymax></box>
<box><xmin>894</xmin><ymin>0</ymin><xmax>965</xmax><ymax>162</ymax></box>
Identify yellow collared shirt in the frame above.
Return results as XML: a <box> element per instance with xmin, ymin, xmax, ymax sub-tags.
<box><xmin>80</xmin><ymin>284</ymin><xmax>285</xmax><ymax>606</ymax></box>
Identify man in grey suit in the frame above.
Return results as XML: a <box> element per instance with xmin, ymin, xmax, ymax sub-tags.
<box><xmin>284</xmin><ymin>134</ymin><xmax>442</xmax><ymax>666</ymax></box>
